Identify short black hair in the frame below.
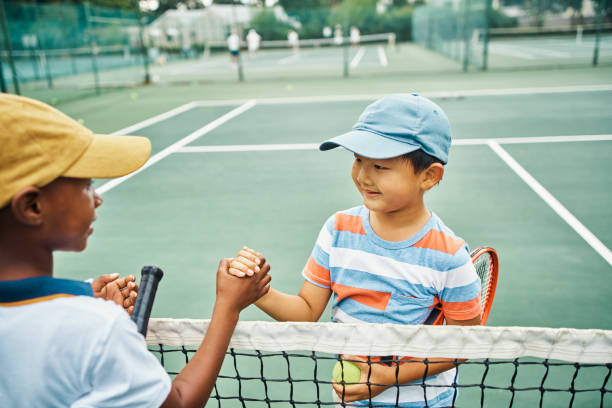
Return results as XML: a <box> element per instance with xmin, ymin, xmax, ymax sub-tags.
<box><xmin>400</xmin><ymin>149</ymin><xmax>444</xmax><ymax>173</ymax></box>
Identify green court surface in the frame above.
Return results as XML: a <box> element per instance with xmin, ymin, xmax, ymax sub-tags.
<box><xmin>50</xmin><ymin>66</ymin><xmax>612</xmax><ymax>406</ymax></box>
<box><xmin>54</xmin><ymin>66</ymin><xmax>612</xmax><ymax>326</ymax></box>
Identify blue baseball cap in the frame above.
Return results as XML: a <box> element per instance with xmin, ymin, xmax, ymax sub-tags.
<box><xmin>319</xmin><ymin>93</ymin><xmax>451</xmax><ymax>164</ymax></box>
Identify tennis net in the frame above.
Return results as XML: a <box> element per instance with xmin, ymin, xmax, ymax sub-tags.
<box><xmin>147</xmin><ymin>319</ymin><xmax>612</xmax><ymax>407</ymax></box>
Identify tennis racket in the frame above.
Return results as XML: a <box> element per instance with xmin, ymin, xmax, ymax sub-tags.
<box><xmin>424</xmin><ymin>246</ymin><xmax>499</xmax><ymax>325</ymax></box>
<box><xmin>131</xmin><ymin>265</ymin><xmax>164</xmax><ymax>336</ymax></box>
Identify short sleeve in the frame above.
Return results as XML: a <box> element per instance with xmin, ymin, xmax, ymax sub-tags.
<box><xmin>302</xmin><ymin>215</ymin><xmax>335</xmax><ymax>288</ymax></box>
<box><xmin>439</xmin><ymin>246</ymin><xmax>482</xmax><ymax>321</ymax></box>
<box><xmin>73</xmin><ymin>312</ymin><xmax>171</xmax><ymax>408</ymax></box>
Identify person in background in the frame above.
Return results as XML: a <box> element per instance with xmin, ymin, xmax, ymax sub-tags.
<box><xmin>246</xmin><ymin>29</ymin><xmax>261</xmax><ymax>58</ymax></box>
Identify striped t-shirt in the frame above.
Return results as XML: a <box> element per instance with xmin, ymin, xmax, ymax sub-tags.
<box><xmin>302</xmin><ymin>205</ymin><xmax>481</xmax><ymax>407</ymax></box>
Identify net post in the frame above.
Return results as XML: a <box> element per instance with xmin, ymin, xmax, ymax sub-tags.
<box><xmin>237</xmin><ymin>47</ymin><xmax>244</xmax><ymax>82</ymax></box>
<box><xmin>481</xmin><ymin>0</ymin><xmax>492</xmax><ymax>70</ymax></box>
<box><xmin>30</xmin><ymin>3</ymin><xmax>53</xmax><ymax>89</ymax></box>
<box><xmin>462</xmin><ymin>0</ymin><xmax>472</xmax><ymax>72</ymax></box>
<box><xmin>204</xmin><ymin>40</ymin><xmax>210</xmax><ymax>59</ymax></box>
<box><xmin>83</xmin><ymin>1</ymin><xmax>101</xmax><ymax>95</ymax></box>
<box><xmin>343</xmin><ymin>39</ymin><xmax>349</xmax><ymax>78</ymax></box>
<box><xmin>229</xmin><ymin>6</ymin><xmax>244</xmax><ymax>83</ymax></box>
<box><xmin>133</xmin><ymin>1</ymin><xmax>151</xmax><ymax>85</ymax></box>
<box><xmin>592</xmin><ymin>0</ymin><xmax>604</xmax><ymax>66</ymax></box>
<box><xmin>0</xmin><ymin>0</ymin><xmax>19</xmax><ymax>94</ymax></box>
<box><xmin>25</xmin><ymin>4</ymin><xmax>41</xmax><ymax>81</ymax></box>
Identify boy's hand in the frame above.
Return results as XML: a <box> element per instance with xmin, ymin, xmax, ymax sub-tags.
<box><xmin>331</xmin><ymin>356</ymin><xmax>392</xmax><ymax>403</ymax></box>
<box><xmin>229</xmin><ymin>246</ymin><xmax>264</xmax><ymax>277</ymax></box>
<box><xmin>92</xmin><ymin>273</ymin><xmax>139</xmax><ymax>315</ymax></box>
<box><xmin>216</xmin><ymin>258</ymin><xmax>271</xmax><ymax>314</ymax></box>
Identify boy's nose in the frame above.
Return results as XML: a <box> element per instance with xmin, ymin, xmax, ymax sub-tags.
<box><xmin>356</xmin><ymin>167</ymin><xmax>372</xmax><ymax>186</ymax></box>
<box><xmin>94</xmin><ymin>192</ymin><xmax>103</xmax><ymax>208</ymax></box>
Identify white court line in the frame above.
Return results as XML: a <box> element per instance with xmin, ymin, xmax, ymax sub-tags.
<box><xmin>489</xmin><ymin>45</ymin><xmax>536</xmax><ymax>60</ymax></box>
<box><xmin>489</xmin><ymin>44</ymin><xmax>570</xmax><ymax>59</ymax></box>
<box><xmin>350</xmin><ymin>47</ymin><xmax>365</xmax><ymax>69</ymax></box>
<box><xmin>377</xmin><ymin>45</ymin><xmax>388</xmax><ymax>67</ymax></box>
<box><xmin>96</xmin><ymin>100</ymin><xmax>256</xmax><ymax>195</ymax></box>
<box><xmin>488</xmin><ymin>140</ymin><xmax>612</xmax><ymax>267</ymax></box>
<box><xmin>496</xmin><ymin>43</ymin><xmax>570</xmax><ymax>58</ymax></box>
<box><xmin>179</xmin><ymin>143</ymin><xmax>320</xmax><ymax>153</ymax></box>
<box><xmin>175</xmin><ymin>134</ymin><xmax>612</xmax><ymax>153</ymax></box>
<box><xmin>112</xmin><ymin>101</ymin><xmax>198</xmax><ymax>135</ymax></box>
<box><xmin>453</xmin><ymin>134</ymin><xmax>612</xmax><ymax>145</ymax></box>
<box><xmin>278</xmin><ymin>53</ymin><xmax>300</xmax><ymax>65</ymax></box>
<box><xmin>190</xmin><ymin>84</ymin><xmax>612</xmax><ymax>107</ymax></box>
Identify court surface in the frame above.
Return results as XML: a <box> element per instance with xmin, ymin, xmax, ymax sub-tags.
<box><xmin>51</xmin><ymin>66</ymin><xmax>612</xmax><ymax>405</ymax></box>
<box><xmin>52</xmin><ymin>67</ymin><xmax>612</xmax><ymax>329</ymax></box>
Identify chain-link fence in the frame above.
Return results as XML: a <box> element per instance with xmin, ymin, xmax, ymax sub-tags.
<box><xmin>1</xmin><ymin>1</ymin><xmax>610</xmax><ymax>104</ymax></box>
<box><xmin>413</xmin><ymin>0</ymin><xmax>611</xmax><ymax>71</ymax></box>
<box><xmin>0</xmin><ymin>0</ymin><xmax>149</xmax><ymax>102</ymax></box>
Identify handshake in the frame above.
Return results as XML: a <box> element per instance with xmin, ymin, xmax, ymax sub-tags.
<box><xmin>228</xmin><ymin>246</ymin><xmax>268</xmax><ymax>278</ymax></box>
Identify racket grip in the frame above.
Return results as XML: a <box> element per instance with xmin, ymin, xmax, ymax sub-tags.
<box><xmin>131</xmin><ymin>265</ymin><xmax>164</xmax><ymax>337</ymax></box>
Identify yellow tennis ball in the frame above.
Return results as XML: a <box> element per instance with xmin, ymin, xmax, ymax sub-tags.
<box><xmin>77</xmin><ymin>118</ymin><xmax>85</xmax><ymax>125</ymax></box>
<box><xmin>130</xmin><ymin>92</ymin><xmax>138</xmax><ymax>100</ymax></box>
<box><xmin>286</xmin><ymin>84</ymin><xmax>293</xmax><ymax>92</ymax></box>
<box><xmin>332</xmin><ymin>360</ymin><xmax>361</xmax><ymax>384</ymax></box>
<box><xmin>50</xmin><ymin>97</ymin><xmax>58</xmax><ymax>105</ymax></box>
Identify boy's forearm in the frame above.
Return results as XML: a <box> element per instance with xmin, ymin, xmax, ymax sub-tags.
<box><xmin>380</xmin><ymin>358</ymin><xmax>460</xmax><ymax>386</ymax></box>
<box><xmin>163</xmin><ymin>303</ymin><xmax>239</xmax><ymax>408</ymax></box>
<box><xmin>255</xmin><ymin>288</ymin><xmax>319</xmax><ymax>322</ymax></box>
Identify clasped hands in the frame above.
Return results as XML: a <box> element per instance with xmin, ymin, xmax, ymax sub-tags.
<box><xmin>227</xmin><ymin>247</ymin><xmax>393</xmax><ymax>402</ymax></box>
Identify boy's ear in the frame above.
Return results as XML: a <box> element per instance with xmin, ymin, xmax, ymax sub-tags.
<box><xmin>11</xmin><ymin>187</ymin><xmax>44</xmax><ymax>226</ymax></box>
<box><xmin>421</xmin><ymin>163</ymin><xmax>444</xmax><ymax>190</ymax></box>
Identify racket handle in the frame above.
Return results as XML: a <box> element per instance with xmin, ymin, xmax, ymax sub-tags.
<box><xmin>131</xmin><ymin>265</ymin><xmax>164</xmax><ymax>337</ymax></box>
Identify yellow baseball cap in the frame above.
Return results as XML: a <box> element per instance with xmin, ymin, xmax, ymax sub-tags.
<box><xmin>0</xmin><ymin>94</ymin><xmax>151</xmax><ymax>208</ymax></box>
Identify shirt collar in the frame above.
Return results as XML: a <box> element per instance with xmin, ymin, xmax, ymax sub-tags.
<box><xmin>0</xmin><ymin>276</ymin><xmax>93</xmax><ymax>306</ymax></box>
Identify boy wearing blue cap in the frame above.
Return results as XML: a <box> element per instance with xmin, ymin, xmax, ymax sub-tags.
<box><xmin>231</xmin><ymin>94</ymin><xmax>481</xmax><ymax>407</ymax></box>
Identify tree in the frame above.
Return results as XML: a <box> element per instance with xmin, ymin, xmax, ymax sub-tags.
<box><xmin>249</xmin><ymin>8</ymin><xmax>293</xmax><ymax>40</ymax></box>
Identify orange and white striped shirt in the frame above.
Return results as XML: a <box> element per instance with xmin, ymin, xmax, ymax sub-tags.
<box><xmin>302</xmin><ymin>205</ymin><xmax>480</xmax><ymax>407</ymax></box>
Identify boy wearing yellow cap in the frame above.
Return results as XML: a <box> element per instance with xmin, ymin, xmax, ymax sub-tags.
<box><xmin>0</xmin><ymin>94</ymin><xmax>271</xmax><ymax>407</ymax></box>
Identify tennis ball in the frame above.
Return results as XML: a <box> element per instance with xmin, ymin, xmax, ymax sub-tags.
<box><xmin>332</xmin><ymin>360</ymin><xmax>361</xmax><ymax>384</ymax></box>
<box><xmin>50</xmin><ymin>97</ymin><xmax>58</xmax><ymax>105</ymax></box>
<box><xmin>130</xmin><ymin>92</ymin><xmax>138</xmax><ymax>100</ymax></box>
<box><xmin>77</xmin><ymin>118</ymin><xmax>85</xmax><ymax>125</ymax></box>
<box><xmin>286</xmin><ymin>84</ymin><xmax>293</xmax><ymax>92</ymax></box>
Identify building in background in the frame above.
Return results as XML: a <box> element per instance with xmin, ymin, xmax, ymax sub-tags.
<box><xmin>147</xmin><ymin>4</ymin><xmax>293</xmax><ymax>51</ymax></box>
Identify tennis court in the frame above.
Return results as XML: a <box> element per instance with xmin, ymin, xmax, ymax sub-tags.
<box><xmin>50</xmin><ymin>66</ymin><xmax>612</xmax><ymax>406</ymax></box>
<box><xmin>488</xmin><ymin>33</ymin><xmax>612</xmax><ymax>68</ymax></box>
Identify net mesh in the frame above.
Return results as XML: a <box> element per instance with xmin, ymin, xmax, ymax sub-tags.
<box><xmin>146</xmin><ymin>319</ymin><xmax>612</xmax><ymax>407</ymax></box>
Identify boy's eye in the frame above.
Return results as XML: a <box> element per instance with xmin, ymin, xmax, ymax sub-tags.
<box><xmin>374</xmin><ymin>164</ymin><xmax>387</xmax><ymax>170</ymax></box>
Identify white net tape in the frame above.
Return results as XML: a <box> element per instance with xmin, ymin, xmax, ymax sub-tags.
<box><xmin>147</xmin><ymin>319</ymin><xmax>612</xmax><ymax>364</ymax></box>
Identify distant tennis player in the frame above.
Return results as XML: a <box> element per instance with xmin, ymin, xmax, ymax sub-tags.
<box><xmin>230</xmin><ymin>94</ymin><xmax>482</xmax><ymax>407</ymax></box>
<box><xmin>0</xmin><ymin>94</ymin><xmax>271</xmax><ymax>407</ymax></box>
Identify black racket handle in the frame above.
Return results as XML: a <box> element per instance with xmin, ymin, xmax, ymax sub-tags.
<box><xmin>131</xmin><ymin>265</ymin><xmax>164</xmax><ymax>336</ymax></box>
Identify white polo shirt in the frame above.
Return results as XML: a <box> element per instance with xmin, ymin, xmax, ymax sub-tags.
<box><xmin>0</xmin><ymin>276</ymin><xmax>171</xmax><ymax>407</ymax></box>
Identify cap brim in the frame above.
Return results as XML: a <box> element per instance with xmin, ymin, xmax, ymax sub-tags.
<box><xmin>63</xmin><ymin>134</ymin><xmax>151</xmax><ymax>179</ymax></box>
<box><xmin>320</xmin><ymin>130</ymin><xmax>420</xmax><ymax>159</ymax></box>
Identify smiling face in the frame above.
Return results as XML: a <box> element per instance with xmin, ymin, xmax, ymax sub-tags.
<box><xmin>40</xmin><ymin>177</ymin><xmax>103</xmax><ymax>251</ymax></box>
<box><xmin>351</xmin><ymin>154</ymin><xmax>430</xmax><ymax>215</ymax></box>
